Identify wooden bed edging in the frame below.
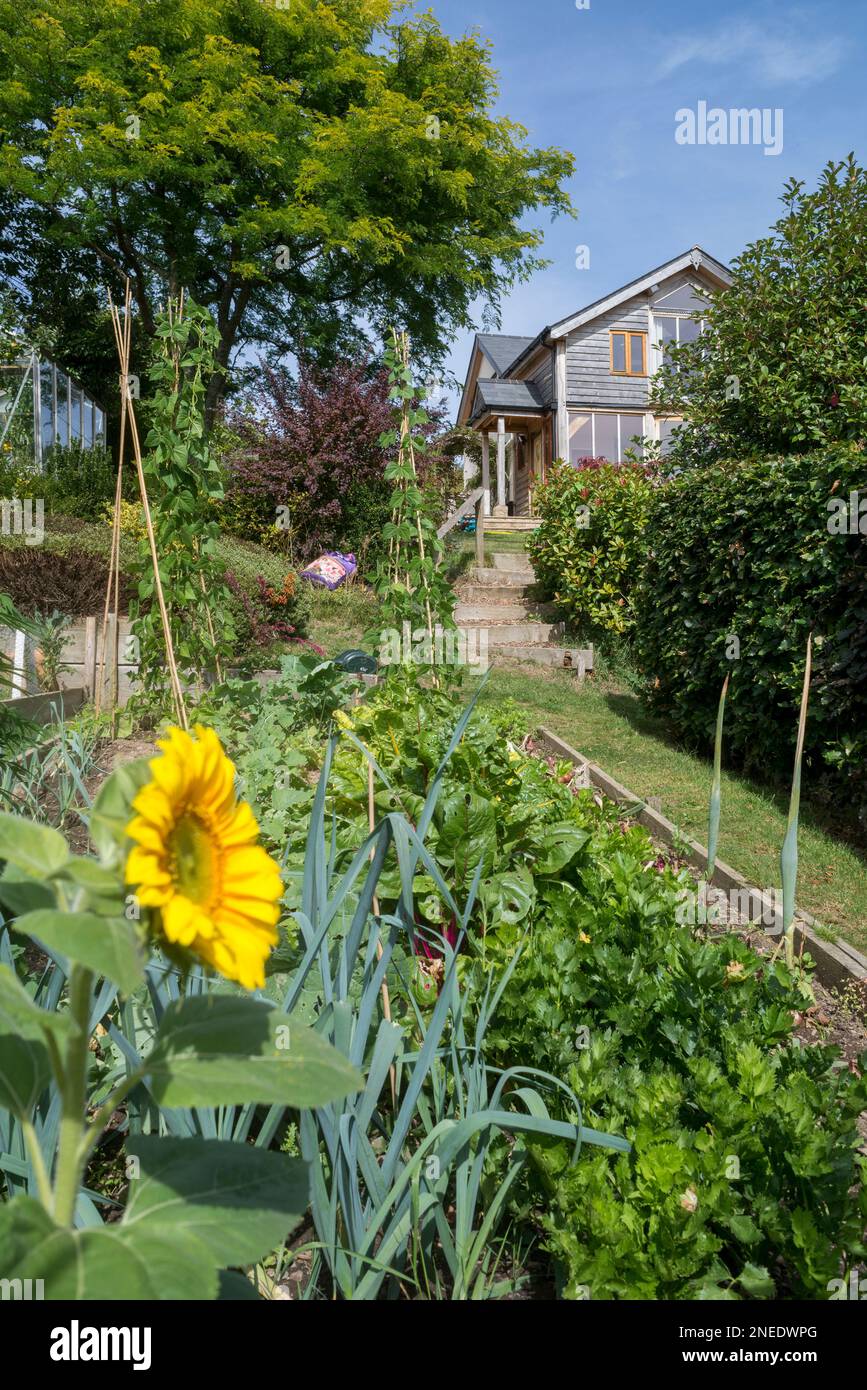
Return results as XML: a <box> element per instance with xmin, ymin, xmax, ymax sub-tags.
<box><xmin>535</xmin><ymin>725</ymin><xmax>867</xmax><ymax>992</ymax></box>
<box><xmin>1</xmin><ymin>687</ymin><xmax>86</xmax><ymax>725</ymax></box>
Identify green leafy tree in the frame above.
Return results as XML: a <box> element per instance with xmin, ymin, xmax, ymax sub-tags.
<box><xmin>653</xmin><ymin>155</ymin><xmax>867</xmax><ymax>463</ymax></box>
<box><xmin>0</xmin><ymin>0</ymin><xmax>574</xmax><ymax>423</ymax></box>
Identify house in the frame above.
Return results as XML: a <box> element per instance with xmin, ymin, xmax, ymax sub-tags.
<box><xmin>456</xmin><ymin>246</ymin><xmax>731</xmax><ymax>517</ymax></box>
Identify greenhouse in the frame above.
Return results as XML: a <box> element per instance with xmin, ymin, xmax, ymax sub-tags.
<box><xmin>0</xmin><ymin>346</ymin><xmax>107</xmax><ymax>468</ymax></box>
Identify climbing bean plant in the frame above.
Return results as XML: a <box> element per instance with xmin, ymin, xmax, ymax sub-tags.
<box><xmin>367</xmin><ymin>331</ymin><xmax>455</xmax><ymax>679</ymax></box>
<box><xmin>130</xmin><ymin>298</ymin><xmax>234</xmax><ymax>714</ymax></box>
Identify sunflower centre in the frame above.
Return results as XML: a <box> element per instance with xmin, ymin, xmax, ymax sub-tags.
<box><xmin>170</xmin><ymin>813</ymin><xmax>217</xmax><ymax>905</ymax></box>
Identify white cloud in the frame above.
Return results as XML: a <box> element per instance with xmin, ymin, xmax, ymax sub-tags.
<box><xmin>655</xmin><ymin>14</ymin><xmax>844</xmax><ymax>86</ymax></box>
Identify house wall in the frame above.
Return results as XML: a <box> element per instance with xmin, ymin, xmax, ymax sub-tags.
<box><xmin>565</xmin><ymin>294</ymin><xmax>650</xmax><ymax>407</ymax></box>
<box><xmin>564</xmin><ymin>269</ymin><xmax>716</xmax><ymax>408</ymax></box>
<box><xmin>513</xmin><ymin>435</ymin><xmax>530</xmax><ymax>514</ymax></box>
<box><xmin>524</xmin><ymin>348</ymin><xmax>555</xmax><ymax>407</ymax></box>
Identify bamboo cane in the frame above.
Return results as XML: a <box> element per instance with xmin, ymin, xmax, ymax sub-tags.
<box><xmin>96</xmin><ymin>295</ymin><xmax>132</xmax><ymax>719</ymax></box>
<box><xmin>108</xmin><ymin>284</ymin><xmax>189</xmax><ymax>730</ymax></box>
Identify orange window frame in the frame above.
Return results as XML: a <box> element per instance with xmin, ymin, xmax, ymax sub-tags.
<box><xmin>610</xmin><ymin>331</ymin><xmax>647</xmax><ymax>377</ymax></box>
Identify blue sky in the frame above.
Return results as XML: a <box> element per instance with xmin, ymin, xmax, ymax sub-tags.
<box><xmin>407</xmin><ymin>0</ymin><xmax>863</xmax><ymax>414</ymax></box>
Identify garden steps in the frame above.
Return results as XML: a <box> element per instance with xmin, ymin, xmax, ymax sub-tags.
<box><xmin>471</xmin><ymin>566</ymin><xmax>536</xmax><ymax>587</ymax></box>
<box><xmin>491</xmin><ymin>553</ymin><xmax>535</xmax><ymax>576</ymax></box>
<box><xmin>459</xmin><ymin>582</ymin><xmax>545</xmax><ymax>604</ymax></box>
<box><xmin>455</xmin><ymin>599</ymin><xmax>553</xmax><ymax>622</ymax></box>
<box><xmin>454</xmin><ymin>552</ymin><xmax>593</xmax><ymax>674</ymax></box>
<box><xmin>480</xmin><ymin>620</ymin><xmax>562</xmax><ymax>647</ymax></box>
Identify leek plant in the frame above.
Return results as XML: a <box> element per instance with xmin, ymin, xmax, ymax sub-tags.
<box><xmin>781</xmin><ymin>635</ymin><xmax>812</xmax><ymax>968</ymax></box>
<box><xmin>702</xmin><ymin>642</ymin><xmax>813</xmax><ymax>967</ymax></box>
<box><xmin>262</xmin><ymin>697</ymin><xmax>629</xmax><ymax>1299</ymax></box>
<box><xmin>706</xmin><ymin>675</ymin><xmax>728</xmax><ymax>879</ymax></box>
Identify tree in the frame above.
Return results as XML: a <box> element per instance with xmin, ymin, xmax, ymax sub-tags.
<box><xmin>0</xmin><ymin>0</ymin><xmax>574</xmax><ymax>424</ymax></box>
<box><xmin>652</xmin><ymin>155</ymin><xmax>867</xmax><ymax>464</ymax></box>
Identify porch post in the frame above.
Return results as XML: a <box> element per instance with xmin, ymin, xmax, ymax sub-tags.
<box><xmin>494</xmin><ymin>416</ymin><xmax>507</xmax><ymax>516</ymax></box>
<box><xmin>480</xmin><ymin>431</ymin><xmax>491</xmax><ymax>517</ymax></box>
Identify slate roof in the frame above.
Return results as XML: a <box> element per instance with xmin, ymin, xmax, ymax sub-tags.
<box><xmin>477</xmin><ymin>334</ymin><xmax>536</xmax><ymax>376</ymax></box>
<box><xmin>471</xmin><ymin>378</ymin><xmax>545</xmax><ymax>418</ymax></box>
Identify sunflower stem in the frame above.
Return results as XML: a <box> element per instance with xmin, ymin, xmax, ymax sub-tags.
<box><xmin>52</xmin><ymin>964</ymin><xmax>94</xmax><ymax>1227</ymax></box>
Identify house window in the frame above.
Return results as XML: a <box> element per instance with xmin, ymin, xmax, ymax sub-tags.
<box><xmin>610</xmin><ymin>331</ymin><xmax>646</xmax><ymax>376</ymax></box>
<box><xmin>656</xmin><ymin>416</ymin><xmax>683</xmax><ymax>456</ymax></box>
<box><xmin>568</xmin><ymin>411</ymin><xmax>645</xmax><ymax>463</ymax></box>
<box><xmin>653</xmin><ymin>314</ymin><xmax>704</xmax><ymax>368</ymax></box>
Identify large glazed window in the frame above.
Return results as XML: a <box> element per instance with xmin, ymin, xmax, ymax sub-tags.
<box><xmin>568</xmin><ymin>411</ymin><xmax>645</xmax><ymax>463</ymax></box>
<box><xmin>653</xmin><ymin>313</ymin><xmax>704</xmax><ymax>368</ymax></box>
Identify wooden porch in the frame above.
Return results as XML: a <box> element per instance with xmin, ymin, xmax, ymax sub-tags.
<box><xmin>473</xmin><ymin>407</ymin><xmax>554</xmax><ymax>520</ymax></box>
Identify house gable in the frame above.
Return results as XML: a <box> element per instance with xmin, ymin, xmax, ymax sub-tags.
<box><xmin>549</xmin><ymin>246</ymin><xmax>730</xmax><ymax>339</ymax></box>
<box><xmin>563</xmin><ymin>264</ymin><xmax>721</xmax><ymax>408</ymax></box>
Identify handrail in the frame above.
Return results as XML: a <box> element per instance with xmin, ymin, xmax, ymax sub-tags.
<box><xmin>436</xmin><ymin>485</ymin><xmax>484</xmax><ymax>540</ymax></box>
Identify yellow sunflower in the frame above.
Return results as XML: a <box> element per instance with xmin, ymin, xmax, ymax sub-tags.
<box><xmin>125</xmin><ymin>725</ymin><xmax>283</xmax><ymax>990</ymax></box>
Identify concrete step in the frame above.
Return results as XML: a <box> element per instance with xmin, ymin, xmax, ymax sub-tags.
<box><xmin>472</xmin><ymin>567</ymin><xmax>535</xmax><ymax>587</ymax></box>
<box><xmin>491</xmin><ymin>552</ymin><xmax>534</xmax><ymax>575</ymax></box>
<box><xmin>464</xmin><ymin>620</ymin><xmax>562</xmax><ymax>646</ymax></box>
<box><xmin>460</xmin><ymin>582</ymin><xmax>538</xmax><ymax>604</ymax></box>
<box><xmin>488</xmin><ymin>643</ymin><xmax>594</xmax><ymax>671</ymax></box>
<box><xmin>482</xmin><ymin>517</ymin><xmax>541</xmax><ymax>531</ymax></box>
<box><xmin>455</xmin><ymin>600</ymin><xmax>552</xmax><ymax>623</ymax></box>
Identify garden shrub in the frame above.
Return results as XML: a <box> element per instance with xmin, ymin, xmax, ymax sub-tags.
<box><xmin>223</xmin><ymin>357</ymin><xmax>450</xmax><ymax>562</ymax></box>
<box><xmin>633</xmin><ymin>446</ymin><xmax>867</xmax><ymax>814</ymax></box>
<box><xmin>529</xmin><ymin>459</ymin><xmax>654</xmax><ymax>637</ymax></box>
<box><xmin>0</xmin><ymin>444</ymin><xmax>124</xmax><ymax>521</ymax></box>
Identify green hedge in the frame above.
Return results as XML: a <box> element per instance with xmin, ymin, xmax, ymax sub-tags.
<box><xmin>634</xmin><ymin>448</ymin><xmax>867</xmax><ymax>811</ymax></box>
<box><xmin>528</xmin><ymin>460</ymin><xmax>653</xmax><ymax>638</ymax></box>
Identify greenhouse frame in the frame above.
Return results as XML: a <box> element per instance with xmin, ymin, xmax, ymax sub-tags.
<box><xmin>0</xmin><ymin>346</ymin><xmax>107</xmax><ymax>469</ymax></box>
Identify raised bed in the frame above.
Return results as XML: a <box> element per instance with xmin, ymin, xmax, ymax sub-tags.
<box><xmin>0</xmin><ymin>687</ymin><xmax>86</xmax><ymax>725</ymax></box>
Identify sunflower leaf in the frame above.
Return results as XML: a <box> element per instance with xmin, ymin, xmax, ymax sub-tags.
<box><xmin>146</xmin><ymin>995</ymin><xmax>363</xmax><ymax>1108</ymax></box>
<box><xmin>0</xmin><ymin>813</ymin><xmax>68</xmax><ymax>878</ymax></box>
<box><xmin>12</xmin><ymin>910</ymin><xmax>145</xmax><ymax>996</ymax></box>
<box><xmin>122</xmin><ymin>1134</ymin><xmax>308</xmax><ymax>1267</ymax></box>
<box><xmin>0</xmin><ymin>1194</ymin><xmax>217</xmax><ymax>1300</ymax></box>
<box><xmin>89</xmin><ymin>758</ymin><xmax>154</xmax><ymax>868</ymax></box>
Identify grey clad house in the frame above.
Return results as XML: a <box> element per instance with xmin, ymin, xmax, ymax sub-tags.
<box><xmin>457</xmin><ymin>247</ymin><xmax>731</xmax><ymax>517</ymax></box>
